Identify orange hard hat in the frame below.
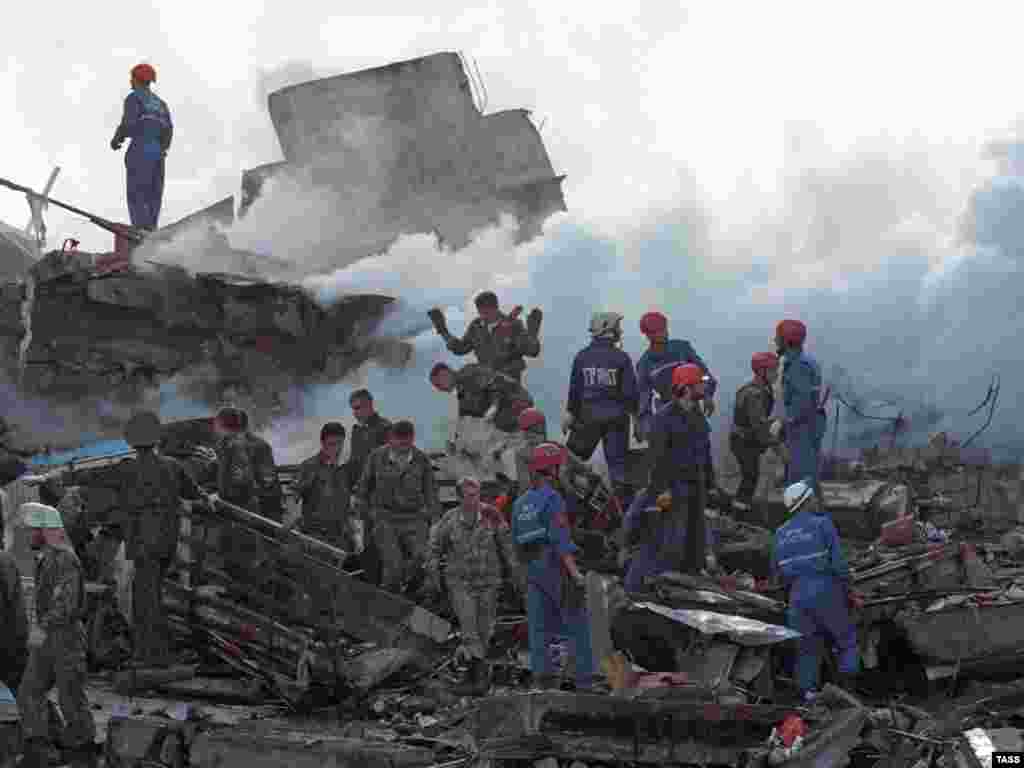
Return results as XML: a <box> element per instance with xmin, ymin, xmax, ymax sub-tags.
<box><xmin>751</xmin><ymin>351</ymin><xmax>779</xmax><ymax>373</ymax></box>
<box><xmin>639</xmin><ymin>311</ymin><xmax>668</xmax><ymax>337</ymax></box>
<box><xmin>131</xmin><ymin>63</ymin><xmax>157</xmax><ymax>83</ymax></box>
<box><xmin>776</xmin><ymin>319</ymin><xmax>807</xmax><ymax>346</ymax></box>
<box><xmin>672</xmin><ymin>363</ymin><xmax>704</xmax><ymax>389</ymax></box>
<box><xmin>528</xmin><ymin>442</ymin><xmax>568</xmax><ymax>473</ymax></box>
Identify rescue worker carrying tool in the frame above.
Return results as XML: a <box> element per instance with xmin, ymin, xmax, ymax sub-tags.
<box><xmin>635</xmin><ymin>311</ymin><xmax>717</xmax><ymax>442</ymax></box>
<box><xmin>424</xmin><ymin>475</ymin><xmax>518</xmax><ymax>695</ymax></box>
<box><xmin>110</xmin><ymin>63</ymin><xmax>172</xmax><ymax>231</ymax></box>
<box><xmin>428</xmin><ymin>291</ymin><xmax>542</xmax><ymax>383</ymax></box>
<box><xmin>773</xmin><ymin>320</ymin><xmax>828</xmax><ymax>496</ymax></box>
<box><xmin>430</xmin><ymin>362</ymin><xmax>533</xmax><ymax>482</ymax></box>
<box><xmin>562</xmin><ymin>312</ymin><xmax>638</xmax><ymax>511</ymax></box>
<box><xmin>355</xmin><ymin>421</ymin><xmax>440</xmax><ymax>594</ymax></box>
<box><xmin>643</xmin><ymin>363</ymin><xmax>715</xmax><ymax>576</ymax></box>
<box><xmin>771</xmin><ymin>480</ymin><xmax>860</xmax><ymax>702</ymax></box>
<box><xmin>289</xmin><ymin>423</ymin><xmax>356</xmax><ymax>553</ymax></box>
<box><xmin>511</xmin><ymin>443</ymin><xmax>596</xmax><ymax>692</ymax></box>
<box><xmin>17</xmin><ymin>502</ymin><xmax>97</xmax><ymax>768</ymax></box>
<box><xmin>730</xmin><ymin>352</ymin><xmax>788</xmax><ymax>512</ymax></box>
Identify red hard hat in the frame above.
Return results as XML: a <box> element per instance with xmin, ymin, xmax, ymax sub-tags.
<box><xmin>672</xmin><ymin>363</ymin><xmax>704</xmax><ymax>389</ymax></box>
<box><xmin>776</xmin><ymin>319</ymin><xmax>807</xmax><ymax>346</ymax></box>
<box><xmin>751</xmin><ymin>351</ymin><xmax>779</xmax><ymax>373</ymax></box>
<box><xmin>528</xmin><ymin>442</ymin><xmax>568</xmax><ymax>472</ymax></box>
<box><xmin>131</xmin><ymin>63</ymin><xmax>157</xmax><ymax>83</ymax></box>
<box><xmin>518</xmin><ymin>407</ymin><xmax>546</xmax><ymax>431</ymax></box>
<box><xmin>639</xmin><ymin>311</ymin><xmax>668</xmax><ymax>337</ymax></box>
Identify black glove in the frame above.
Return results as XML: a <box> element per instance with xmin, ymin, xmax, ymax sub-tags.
<box><xmin>526</xmin><ymin>308</ymin><xmax>543</xmax><ymax>337</ymax></box>
<box><xmin>110</xmin><ymin>138</ymin><xmax>121</xmax><ymax>151</ymax></box>
<box><xmin>427</xmin><ymin>308</ymin><xmax>451</xmax><ymax>339</ymax></box>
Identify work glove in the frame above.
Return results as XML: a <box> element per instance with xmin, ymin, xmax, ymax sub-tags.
<box><xmin>655</xmin><ymin>491</ymin><xmax>673</xmax><ymax>512</ymax></box>
<box><xmin>483</xmin><ymin>404</ymin><xmax>499</xmax><ymax>422</ymax></box>
<box><xmin>561</xmin><ymin>411</ymin><xmax>575</xmax><ymax>435</ymax></box>
<box><xmin>526</xmin><ymin>308</ymin><xmax>543</xmax><ymax>337</ymax></box>
<box><xmin>110</xmin><ymin>138</ymin><xmax>122</xmax><ymax>151</ymax></box>
<box><xmin>570</xmin><ymin>569</ymin><xmax>586</xmax><ymax>588</ymax></box>
<box><xmin>508</xmin><ymin>305</ymin><xmax>524</xmax><ymax>321</ymax></box>
<box><xmin>769</xmin><ymin>419</ymin><xmax>783</xmax><ymax>440</ymax></box>
<box><xmin>702</xmin><ymin>399</ymin><xmax>716</xmax><ymax>417</ymax></box>
<box><xmin>29</xmin><ymin>627</ymin><xmax>46</xmax><ymax>648</ymax></box>
<box><xmin>204</xmin><ymin>492</ymin><xmax>222</xmax><ymax>509</ymax></box>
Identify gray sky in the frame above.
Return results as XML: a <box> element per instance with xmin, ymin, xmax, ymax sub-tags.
<box><xmin>4</xmin><ymin>3</ymin><xmax>1024</xmax><ymax>461</ymax></box>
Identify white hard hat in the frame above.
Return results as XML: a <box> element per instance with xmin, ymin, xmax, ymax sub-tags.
<box><xmin>589</xmin><ymin>312</ymin><xmax>623</xmax><ymax>338</ymax></box>
<box><xmin>783</xmin><ymin>480</ymin><xmax>814</xmax><ymax>516</ymax></box>
<box><xmin>20</xmin><ymin>502</ymin><xmax>64</xmax><ymax>529</ymax></box>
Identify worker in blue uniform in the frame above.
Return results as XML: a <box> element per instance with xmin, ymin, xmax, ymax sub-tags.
<box><xmin>511</xmin><ymin>442</ymin><xmax>595</xmax><ymax>691</ymax></box>
<box><xmin>623</xmin><ymin>363</ymin><xmax>717</xmax><ymax>583</ymax></box>
<box><xmin>772</xmin><ymin>319</ymin><xmax>828</xmax><ymax>496</ymax></box>
<box><xmin>562</xmin><ymin>312</ymin><xmax>638</xmax><ymax>510</ymax></box>
<box><xmin>772</xmin><ymin>479</ymin><xmax>860</xmax><ymax>701</ymax></box>
<box><xmin>111</xmin><ymin>63</ymin><xmax>173</xmax><ymax>231</ymax></box>
<box><xmin>635</xmin><ymin>311</ymin><xmax>717</xmax><ymax>443</ymax></box>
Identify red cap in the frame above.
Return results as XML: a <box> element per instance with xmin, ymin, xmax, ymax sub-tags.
<box><xmin>639</xmin><ymin>311</ymin><xmax>668</xmax><ymax>336</ymax></box>
<box><xmin>131</xmin><ymin>63</ymin><xmax>157</xmax><ymax>83</ymax></box>
<box><xmin>776</xmin><ymin>319</ymin><xmax>807</xmax><ymax>345</ymax></box>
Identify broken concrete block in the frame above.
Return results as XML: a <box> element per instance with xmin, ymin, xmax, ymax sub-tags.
<box><xmin>104</xmin><ymin>714</ymin><xmax>196</xmax><ymax>768</ymax></box>
<box><xmin>341</xmin><ymin>648</ymin><xmax>424</xmax><ymax>691</ymax></box>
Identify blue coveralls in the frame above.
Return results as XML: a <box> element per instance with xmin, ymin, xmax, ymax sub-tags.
<box><xmin>113</xmin><ymin>87</ymin><xmax>173</xmax><ymax>230</ymax></box>
<box><xmin>636</xmin><ymin>339</ymin><xmax>716</xmax><ymax>440</ymax></box>
<box><xmin>511</xmin><ymin>484</ymin><xmax>595</xmax><ymax>686</ymax></box>
<box><xmin>566</xmin><ymin>338</ymin><xmax>638</xmax><ymax>491</ymax></box>
<box><xmin>781</xmin><ymin>349</ymin><xmax>827</xmax><ymax>492</ymax></box>
<box><xmin>772</xmin><ymin>505</ymin><xmax>858</xmax><ymax>696</ymax></box>
<box><xmin>623</xmin><ymin>488</ymin><xmax>716</xmax><ymax>592</ymax></box>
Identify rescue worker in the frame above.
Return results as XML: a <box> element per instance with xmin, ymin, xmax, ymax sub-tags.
<box><xmin>355</xmin><ymin>421</ymin><xmax>440</xmax><ymax>593</ymax></box>
<box><xmin>346</xmin><ymin>389</ymin><xmax>392</xmax><ymax>484</ymax></box>
<box><xmin>644</xmin><ymin>363</ymin><xmax>715</xmax><ymax>575</ymax></box>
<box><xmin>289</xmin><ymin>423</ymin><xmax>353</xmax><ymax>551</ymax></box>
<box><xmin>424</xmin><ymin>476</ymin><xmax>517</xmax><ymax>694</ymax></box>
<box><xmin>772</xmin><ymin>480</ymin><xmax>859</xmax><ymax>701</ymax></box>
<box><xmin>562</xmin><ymin>312</ymin><xmax>638</xmax><ymax>509</ymax></box>
<box><xmin>17</xmin><ymin>502</ymin><xmax>97</xmax><ymax>768</ymax></box>
<box><xmin>113</xmin><ymin>411</ymin><xmax>203</xmax><ymax>666</ymax></box>
<box><xmin>511</xmin><ymin>443</ymin><xmax>596</xmax><ymax>691</ymax></box>
<box><xmin>730</xmin><ymin>352</ymin><xmax>786</xmax><ymax>512</ymax></box>
<box><xmin>214</xmin><ymin>406</ymin><xmax>281</xmax><ymax>520</ymax></box>
<box><xmin>428</xmin><ymin>291</ymin><xmax>542</xmax><ymax>382</ymax></box>
<box><xmin>430</xmin><ymin>362</ymin><xmax>533</xmax><ymax>481</ymax></box>
<box><xmin>635</xmin><ymin>311</ymin><xmax>717</xmax><ymax>442</ymax></box>
<box><xmin>773</xmin><ymin>320</ymin><xmax>828</xmax><ymax>495</ymax></box>
<box><xmin>110</xmin><ymin>63</ymin><xmax>173</xmax><ymax>231</ymax></box>
<box><xmin>0</xmin><ymin>680</ymin><xmax>18</xmax><ymax>768</ymax></box>
<box><xmin>514</xmin><ymin>408</ymin><xmax>549</xmax><ymax>492</ymax></box>
<box><xmin>0</xmin><ymin>543</ymin><xmax>27</xmax><ymax>695</ymax></box>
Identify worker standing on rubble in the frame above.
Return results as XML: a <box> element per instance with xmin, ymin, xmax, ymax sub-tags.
<box><xmin>773</xmin><ymin>320</ymin><xmax>828</xmax><ymax>495</ymax></box>
<box><xmin>346</xmin><ymin>390</ymin><xmax>392</xmax><ymax>585</ymax></box>
<box><xmin>563</xmin><ymin>312</ymin><xmax>638</xmax><ymax>511</ymax></box>
<box><xmin>425</xmin><ymin>475</ymin><xmax>517</xmax><ymax>695</ymax></box>
<box><xmin>214</xmin><ymin>406</ymin><xmax>281</xmax><ymax>520</ymax></box>
<box><xmin>355</xmin><ymin>421</ymin><xmax>440</xmax><ymax>594</ymax></box>
<box><xmin>17</xmin><ymin>502</ymin><xmax>97</xmax><ymax>768</ymax></box>
<box><xmin>512</xmin><ymin>443</ymin><xmax>596</xmax><ymax>691</ymax></box>
<box><xmin>0</xmin><ymin>541</ymin><xmax>27</xmax><ymax>696</ymax></box>
<box><xmin>635</xmin><ymin>311</ymin><xmax>717</xmax><ymax>443</ymax></box>
<box><xmin>428</xmin><ymin>291</ymin><xmax>542</xmax><ymax>383</ymax></box>
<box><xmin>642</xmin><ymin>363</ymin><xmax>716</xmax><ymax>576</ymax></box>
<box><xmin>730</xmin><ymin>352</ymin><xmax>787</xmax><ymax>513</ymax></box>
<box><xmin>772</xmin><ymin>480</ymin><xmax>859</xmax><ymax>701</ymax></box>
<box><xmin>110</xmin><ymin>63</ymin><xmax>173</xmax><ymax>231</ymax></box>
<box><xmin>289</xmin><ymin>423</ymin><xmax>353</xmax><ymax>551</ymax></box>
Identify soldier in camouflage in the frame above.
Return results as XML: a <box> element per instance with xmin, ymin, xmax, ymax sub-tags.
<box><xmin>214</xmin><ymin>407</ymin><xmax>281</xmax><ymax>520</ymax></box>
<box><xmin>730</xmin><ymin>352</ymin><xmax>785</xmax><ymax>512</ymax></box>
<box><xmin>425</xmin><ymin>475</ymin><xmax>517</xmax><ymax>694</ymax></box>
<box><xmin>346</xmin><ymin>389</ymin><xmax>392</xmax><ymax>484</ymax></box>
<box><xmin>290</xmin><ymin>423</ymin><xmax>353</xmax><ymax>551</ymax></box>
<box><xmin>17</xmin><ymin>502</ymin><xmax>97</xmax><ymax>768</ymax></box>
<box><xmin>355</xmin><ymin>421</ymin><xmax>440</xmax><ymax>593</ymax></box>
<box><xmin>429</xmin><ymin>291</ymin><xmax>542</xmax><ymax>383</ymax></box>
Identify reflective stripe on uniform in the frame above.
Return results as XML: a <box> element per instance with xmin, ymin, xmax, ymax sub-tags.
<box><xmin>777</xmin><ymin>549</ymin><xmax>828</xmax><ymax>567</ymax></box>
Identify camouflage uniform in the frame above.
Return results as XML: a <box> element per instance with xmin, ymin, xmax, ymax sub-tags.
<box><xmin>18</xmin><ymin>546</ymin><xmax>95</xmax><ymax>750</ymax></box>
<box><xmin>95</xmin><ymin>453</ymin><xmax>201</xmax><ymax>664</ymax></box>
<box><xmin>0</xmin><ymin>552</ymin><xmax>27</xmax><ymax>693</ymax></box>
<box><xmin>357</xmin><ymin>446</ymin><xmax>440</xmax><ymax>592</ymax></box>
<box><xmin>729</xmin><ymin>379</ymin><xmax>777</xmax><ymax>505</ymax></box>
<box><xmin>346</xmin><ymin>413</ymin><xmax>392</xmax><ymax>485</ymax></box>
<box><xmin>425</xmin><ymin>503</ymin><xmax>517</xmax><ymax>660</ymax></box>
<box><xmin>294</xmin><ymin>453</ymin><xmax>352</xmax><ymax>550</ymax></box>
<box><xmin>216</xmin><ymin>431</ymin><xmax>280</xmax><ymax>579</ymax></box>
<box><xmin>453</xmin><ymin>364</ymin><xmax>533</xmax><ymax>433</ymax></box>
<box><xmin>446</xmin><ymin>313</ymin><xmax>541</xmax><ymax>382</ymax></box>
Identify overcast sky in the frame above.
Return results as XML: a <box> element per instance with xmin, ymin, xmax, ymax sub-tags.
<box><xmin>5</xmin><ymin>3</ymin><xmax>1024</xmax><ymax>461</ymax></box>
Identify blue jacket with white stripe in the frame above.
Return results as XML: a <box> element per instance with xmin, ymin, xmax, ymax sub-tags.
<box><xmin>771</xmin><ymin>505</ymin><xmax>848</xmax><ymax>605</ymax></box>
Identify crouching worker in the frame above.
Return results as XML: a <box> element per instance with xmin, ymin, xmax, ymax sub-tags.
<box><xmin>17</xmin><ymin>503</ymin><xmax>96</xmax><ymax>768</ymax></box>
<box><xmin>424</xmin><ymin>476</ymin><xmax>518</xmax><ymax>695</ymax></box>
<box><xmin>512</xmin><ymin>443</ymin><xmax>596</xmax><ymax>691</ymax></box>
<box><xmin>772</xmin><ymin>480</ymin><xmax>859</xmax><ymax>702</ymax></box>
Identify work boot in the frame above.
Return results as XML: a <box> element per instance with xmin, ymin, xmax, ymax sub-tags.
<box><xmin>19</xmin><ymin>738</ymin><xmax>50</xmax><ymax>768</ymax></box>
